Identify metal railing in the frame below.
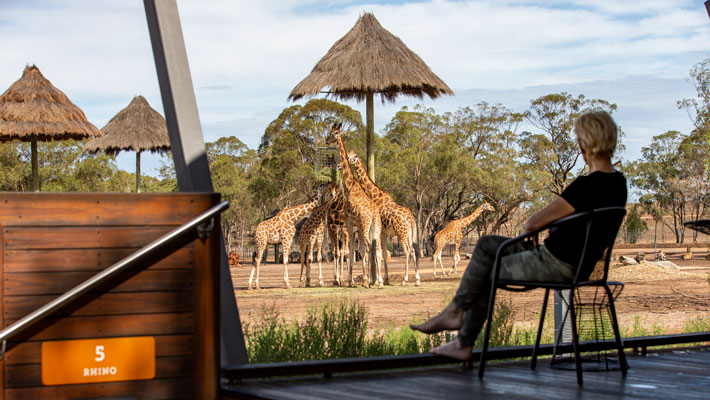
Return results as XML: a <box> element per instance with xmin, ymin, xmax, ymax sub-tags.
<box><xmin>0</xmin><ymin>200</ymin><xmax>229</xmax><ymax>358</ymax></box>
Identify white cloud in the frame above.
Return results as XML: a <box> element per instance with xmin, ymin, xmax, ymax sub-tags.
<box><xmin>1</xmin><ymin>0</ymin><xmax>708</xmax><ymax>176</ymax></box>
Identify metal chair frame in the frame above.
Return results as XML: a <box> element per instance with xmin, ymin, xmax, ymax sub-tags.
<box><xmin>478</xmin><ymin>206</ymin><xmax>628</xmax><ymax>385</ymax></box>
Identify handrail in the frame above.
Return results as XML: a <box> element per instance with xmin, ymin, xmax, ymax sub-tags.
<box><xmin>0</xmin><ymin>200</ymin><xmax>229</xmax><ymax>351</ymax></box>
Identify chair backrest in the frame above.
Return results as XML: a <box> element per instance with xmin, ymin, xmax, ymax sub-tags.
<box><xmin>562</xmin><ymin>207</ymin><xmax>626</xmax><ymax>283</ymax></box>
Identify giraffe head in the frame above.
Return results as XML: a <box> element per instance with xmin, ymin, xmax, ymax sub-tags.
<box><xmin>324</xmin><ymin>181</ymin><xmax>338</xmax><ymax>202</ymax></box>
<box><xmin>325</xmin><ymin>123</ymin><xmax>343</xmax><ymax>145</ymax></box>
<box><xmin>346</xmin><ymin>149</ymin><xmax>359</xmax><ymax>164</ymax></box>
<box><xmin>481</xmin><ymin>202</ymin><xmax>495</xmax><ymax>213</ymax></box>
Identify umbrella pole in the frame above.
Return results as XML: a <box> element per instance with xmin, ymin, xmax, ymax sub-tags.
<box><xmin>366</xmin><ymin>91</ymin><xmax>375</xmax><ymax>183</ymax></box>
<box><xmin>136</xmin><ymin>150</ymin><xmax>142</xmax><ymax>193</ymax></box>
<box><xmin>366</xmin><ymin>92</ymin><xmax>378</xmax><ymax>284</ymax></box>
<box><xmin>31</xmin><ymin>136</ymin><xmax>39</xmax><ymax>192</ymax></box>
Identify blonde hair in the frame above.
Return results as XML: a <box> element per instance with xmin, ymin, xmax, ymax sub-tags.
<box><xmin>574</xmin><ymin>111</ymin><xmax>617</xmax><ymax>160</ymax></box>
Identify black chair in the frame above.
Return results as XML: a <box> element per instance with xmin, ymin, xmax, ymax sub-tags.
<box><xmin>478</xmin><ymin>206</ymin><xmax>628</xmax><ymax>385</ymax></box>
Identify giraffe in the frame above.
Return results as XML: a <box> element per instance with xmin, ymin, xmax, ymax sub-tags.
<box><xmin>346</xmin><ymin>150</ymin><xmax>420</xmax><ymax>286</ymax></box>
<box><xmin>325</xmin><ymin>124</ymin><xmax>384</xmax><ymax>288</ymax></box>
<box><xmin>432</xmin><ymin>202</ymin><xmax>495</xmax><ymax>276</ymax></box>
<box><xmin>298</xmin><ymin>182</ymin><xmax>337</xmax><ymax>287</ymax></box>
<box><xmin>248</xmin><ymin>185</ymin><xmax>328</xmax><ymax>289</ymax></box>
<box><xmin>327</xmin><ymin>183</ymin><xmax>350</xmax><ymax>285</ymax></box>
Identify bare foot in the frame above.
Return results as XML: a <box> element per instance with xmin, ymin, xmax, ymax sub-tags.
<box><xmin>431</xmin><ymin>339</ymin><xmax>472</xmax><ymax>361</ymax></box>
<box><xmin>409</xmin><ymin>302</ymin><xmax>463</xmax><ymax>334</ymax></box>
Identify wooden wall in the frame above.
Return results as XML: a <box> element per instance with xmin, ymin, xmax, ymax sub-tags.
<box><xmin>0</xmin><ymin>193</ymin><xmax>221</xmax><ymax>399</ymax></box>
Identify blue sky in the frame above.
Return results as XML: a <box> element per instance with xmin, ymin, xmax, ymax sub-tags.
<box><xmin>1</xmin><ymin>0</ymin><xmax>709</xmax><ymax>176</ymax></box>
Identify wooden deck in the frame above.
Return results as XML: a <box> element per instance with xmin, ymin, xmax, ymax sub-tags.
<box><xmin>222</xmin><ymin>347</ymin><xmax>710</xmax><ymax>399</ymax></box>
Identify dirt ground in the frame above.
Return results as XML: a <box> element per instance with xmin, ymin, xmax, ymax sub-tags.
<box><xmin>230</xmin><ymin>245</ymin><xmax>710</xmax><ymax>336</ymax></box>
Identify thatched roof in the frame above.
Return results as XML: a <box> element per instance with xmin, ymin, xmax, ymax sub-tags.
<box><xmin>85</xmin><ymin>95</ymin><xmax>170</xmax><ymax>155</ymax></box>
<box><xmin>0</xmin><ymin>65</ymin><xmax>101</xmax><ymax>142</ymax></box>
<box><xmin>289</xmin><ymin>12</ymin><xmax>453</xmax><ymax>103</ymax></box>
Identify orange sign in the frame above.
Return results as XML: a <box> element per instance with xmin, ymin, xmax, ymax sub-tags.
<box><xmin>42</xmin><ymin>336</ymin><xmax>155</xmax><ymax>385</ymax></box>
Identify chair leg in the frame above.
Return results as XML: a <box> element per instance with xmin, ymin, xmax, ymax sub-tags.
<box><xmin>568</xmin><ymin>289</ymin><xmax>583</xmax><ymax>386</ymax></box>
<box><xmin>604</xmin><ymin>284</ymin><xmax>628</xmax><ymax>375</ymax></box>
<box><xmin>531</xmin><ymin>288</ymin><xmax>550</xmax><ymax>370</ymax></box>
<box><xmin>478</xmin><ymin>287</ymin><xmax>499</xmax><ymax>379</ymax></box>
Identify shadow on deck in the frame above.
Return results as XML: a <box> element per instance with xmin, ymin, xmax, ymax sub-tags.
<box><xmin>222</xmin><ymin>346</ymin><xmax>710</xmax><ymax>400</ymax></box>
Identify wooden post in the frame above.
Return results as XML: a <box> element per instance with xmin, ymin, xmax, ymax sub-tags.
<box><xmin>136</xmin><ymin>150</ymin><xmax>142</xmax><ymax>193</ymax></box>
<box><xmin>366</xmin><ymin>91</ymin><xmax>375</xmax><ymax>183</ymax></box>
<box><xmin>194</xmin><ymin>217</ymin><xmax>221</xmax><ymax>399</ymax></box>
<box><xmin>365</xmin><ymin>91</ymin><xmax>376</xmax><ymax>283</ymax></box>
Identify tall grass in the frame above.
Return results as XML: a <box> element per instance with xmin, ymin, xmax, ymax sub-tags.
<box><xmin>243</xmin><ymin>297</ymin><xmax>706</xmax><ymax>364</ymax></box>
<box><xmin>244</xmin><ymin>298</ymin><xmax>547</xmax><ymax>363</ymax></box>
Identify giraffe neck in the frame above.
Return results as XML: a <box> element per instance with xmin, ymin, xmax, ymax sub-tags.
<box><xmin>458</xmin><ymin>205</ymin><xmax>486</xmax><ymax>228</ymax></box>
<box><xmin>311</xmin><ymin>199</ymin><xmax>333</xmax><ymax>220</ymax></box>
<box><xmin>335</xmin><ymin>134</ymin><xmax>361</xmax><ymax>195</ymax></box>
<box><xmin>352</xmin><ymin>156</ymin><xmax>392</xmax><ymax>206</ymax></box>
<box><xmin>286</xmin><ymin>197</ymin><xmax>319</xmax><ymax>223</ymax></box>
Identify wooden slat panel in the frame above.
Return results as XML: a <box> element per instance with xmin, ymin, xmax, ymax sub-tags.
<box><xmin>4</xmin><ymin>269</ymin><xmax>192</xmax><ymax>296</ymax></box>
<box><xmin>0</xmin><ymin>226</ymin><xmax>4</xmax><ymax>397</ymax></box>
<box><xmin>4</xmin><ymin>334</ymin><xmax>195</xmax><ymax>365</ymax></box>
<box><xmin>3</xmin><ymin>226</ymin><xmax>177</xmax><ymax>250</ymax></box>
<box><xmin>3</xmin><ymin>247</ymin><xmax>193</xmax><ymax>272</ymax></box>
<box><xmin>4</xmin><ymin>313</ymin><xmax>193</xmax><ymax>341</ymax></box>
<box><xmin>5</xmin><ymin>356</ymin><xmax>194</xmax><ymax>388</ymax></box>
<box><xmin>0</xmin><ymin>193</ymin><xmax>219</xmax><ymax>227</ymax></box>
<box><xmin>4</xmin><ymin>291</ymin><xmax>193</xmax><ymax>319</ymax></box>
<box><xmin>4</xmin><ymin>378</ymin><xmax>193</xmax><ymax>400</ymax></box>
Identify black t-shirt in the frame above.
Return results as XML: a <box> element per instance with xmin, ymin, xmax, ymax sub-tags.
<box><xmin>544</xmin><ymin>170</ymin><xmax>628</xmax><ymax>269</ymax></box>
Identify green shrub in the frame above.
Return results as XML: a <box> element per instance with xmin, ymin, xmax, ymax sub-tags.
<box><xmin>683</xmin><ymin>314</ymin><xmax>710</xmax><ymax>333</ymax></box>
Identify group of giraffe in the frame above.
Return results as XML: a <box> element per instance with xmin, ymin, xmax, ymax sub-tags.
<box><xmin>247</xmin><ymin>124</ymin><xmax>494</xmax><ymax>290</ymax></box>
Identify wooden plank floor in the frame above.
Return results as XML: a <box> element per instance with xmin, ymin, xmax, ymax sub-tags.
<box><xmin>222</xmin><ymin>348</ymin><xmax>710</xmax><ymax>399</ymax></box>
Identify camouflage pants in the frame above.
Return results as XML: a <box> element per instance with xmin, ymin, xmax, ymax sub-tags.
<box><xmin>453</xmin><ymin>235</ymin><xmax>575</xmax><ymax>347</ymax></box>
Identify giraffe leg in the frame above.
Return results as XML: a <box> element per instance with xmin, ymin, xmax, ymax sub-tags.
<box><xmin>341</xmin><ymin>230</ymin><xmax>349</xmax><ymax>286</ymax></box>
<box><xmin>381</xmin><ymin>233</ymin><xmax>390</xmax><ymax>285</ymax></box>
<box><xmin>401</xmin><ymin>239</ymin><xmax>410</xmax><ymax>286</ymax></box>
<box><xmin>249</xmin><ymin>245</ymin><xmax>265</xmax><ymax>290</ymax></box>
<box><xmin>299</xmin><ymin>242</ymin><xmax>307</xmax><ymax>288</ymax></box>
<box><xmin>306</xmin><ymin>236</ymin><xmax>317</xmax><ymax>287</ymax></box>
<box><xmin>450</xmin><ymin>242</ymin><xmax>461</xmax><ymax>275</ymax></box>
<box><xmin>316</xmin><ymin>236</ymin><xmax>324</xmax><ymax>287</ymax></box>
<box><xmin>374</xmin><ymin>235</ymin><xmax>384</xmax><ymax>289</ymax></box>
<box><xmin>282</xmin><ymin>240</ymin><xmax>291</xmax><ymax>289</ymax></box>
<box><xmin>359</xmin><ymin>235</ymin><xmax>369</xmax><ymax>288</ymax></box>
<box><xmin>412</xmin><ymin>241</ymin><xmax>420</xmax><ymax>286</ymax></box>
<box><xmin>347</xmin><ymin>226</ymin><xmax>356</xmax><ymax>287</ymax></box>
<box><xmin>248</xmin><ymin>255</ymin><xmax>258</xmax><ymax>290</ymax></box>
<box><xmin>433</xmin><ymin>246</ymin><xmax>444</xmax><ymax>278</ymax></box>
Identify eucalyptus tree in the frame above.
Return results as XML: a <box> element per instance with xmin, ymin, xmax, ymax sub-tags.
<box><xmin>445</xmin><ymin>103</ymin><xmax>542</xmax><ymax>235</ymax></box>
<box><xmin>678</xmin><ymin>58</ymin><xmax>710</xmax><ymax>137</ymax></box>
<box><xmin>380</xmin><ymin>105</ymin><xmax>481</xmax><ymax>254</ymax></box>
<box><xmin>252</xmin><ymin>99</ymin><xmax>363</xmax><ymax>217</ymax></box>
<box><xmin>520</xmin><ymin>92</ymin><xmax>617</xmax><ymax>195</ymax></box>
<box><xmin>630</xmin><ymin>130</ymin><xmax>709</xmax><ymax>243</ymax></box>
<box><xmin>207</xmin><ymin>136</ymin><xmax>259</xmax><ymax>252</ymax></box>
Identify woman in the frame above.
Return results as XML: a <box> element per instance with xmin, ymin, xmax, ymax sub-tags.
<box><xmin>410</xmin><ymin>110</ymin><xmax>628</xmax><ymax>360</ymax></box>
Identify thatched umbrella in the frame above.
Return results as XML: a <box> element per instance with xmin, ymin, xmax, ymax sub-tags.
<box><xmin>85</xmin><ymin>95</ymin><xmax>170</xmax><ymax>193</ymax></box>
<box><xmin>0</xmin><ymin>65</ymin><xmax>102</xmax><ymax>191</ymax></box>
<box><xmin>289</xmin><ymin>12</ymin><xmax>453</xmax><ymax>181</ymax></box>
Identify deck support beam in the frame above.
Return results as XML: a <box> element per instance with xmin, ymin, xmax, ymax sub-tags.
<box><xmin>144</xmin><ymin>0</ymin><xmax>248</xmax><ymax>367</ymax></box>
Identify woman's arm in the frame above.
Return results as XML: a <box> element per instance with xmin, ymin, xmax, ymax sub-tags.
<box><xmin>523</xmin><ymin>196</ymin><xmax>575</xmax><ymax>234</ymax></box>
